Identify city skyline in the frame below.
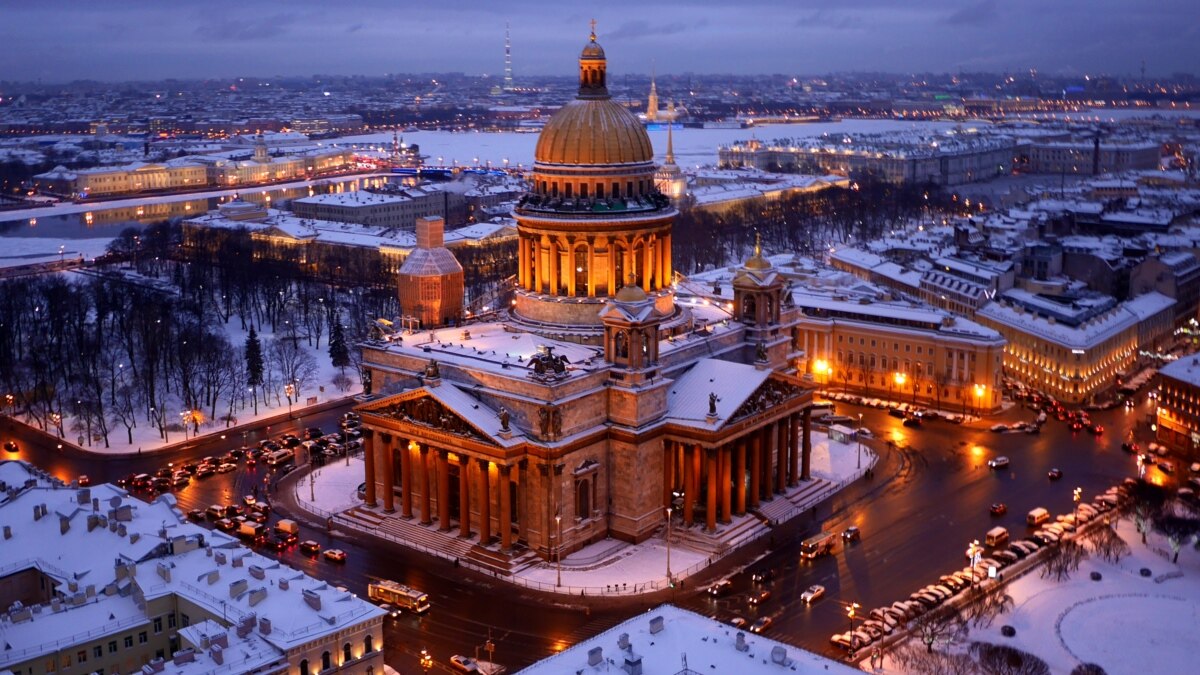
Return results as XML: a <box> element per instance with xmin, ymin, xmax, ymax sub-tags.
<box><xmin>2</xmin><ymin>0</ymin><xmax>1198</xmax><ymax>83</ymax></box>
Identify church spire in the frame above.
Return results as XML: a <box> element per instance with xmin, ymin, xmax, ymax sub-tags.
<box><xmin>647</xmin><ymin>63</ymin><xmax>659</xmax><ymax>121</ymax></box>
<box><xmin>664</xmin><ymin>100</ymin><xmax>676</xmax><ymax>164</ymax></box>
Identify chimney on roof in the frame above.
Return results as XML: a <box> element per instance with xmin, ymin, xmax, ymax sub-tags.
<box><xmin>735</xmin><ymin>632</ymin><xmax>748</xmax><ymax>652</ymax></box>
<box><xmin>156</xmin><ymin>562</ymin><xmax>171</xmax><ymax>582</ymax></box>
<box><xmin>617</xmin><ymin>633</ymin><xmax>631</xmax><ymax>651</ymax></box>
<box><xmin>92</xmin><ymin>497</ymin><xmax>99</xmax><ymax>512</ymax></box>
<box><xmin>587</xmin><ymin>647</ymin><xmax>603</xmax><ymax>667</ymax></box>
<box><xmin>206</xmin><ymin>570</ymin><xmax>220</xmax><ymax>585</ymax></box>
<box><xmin>258</xmin><ymin>617</ymin><xmax>272</xmax><ymax>635</ymax></box>
<box><xmin>770</xmin><ymin>646</ymin><xmax>789</xmax><ymax>665</ymax></box>
<box><xmin>232</xmin><ymin>555</ymin><xmax>244</xmax><ymax>568</ymax></box>
<box><xmin>214</xmin><ymin>552</ymin><xmax>227</xmax><ymax>565</ymax></box>
<box><xmin>142</xmin><ymin>657</ymin><xmax>166</xmax><ymax>674</ymax></box>
<box><xmin>76</xmin><ymin>488</ymin><xmax>90</xmax><ymax>504</ymax></box>
<box><xmin>229</xmin><ymin>579</ymin><xmax>247</xmax><ymax>598</ymax></box>
<box><xmin>172</xmin><ymin>648</ymin><xmax>196</xmax><ymax>666</ymax></box>
<box><xmin>303</xmin><ymin>588</ymin><xmax>321</xmax><ymax>611</ymax></box>
<box><xmin>648</xmin><ymin>616</ymin><xmax>664</xmax><ymax>634</ymax></box>
<box><xmin>59</xmin><ymin>514</ymin><xmax>70</xmax><ymax>535</ymax></box>
<box><xmin>211</xmin><ymin>632</ymin><xmax>228</xmax><ymax>649</ymax></box>
<box><xmin>210</xmin><ymin>644</ymin><xmax>224</xmax><ymax>666</ymax></box>
<box><xmin>278</xmin><ymin>578</ymin><xmax>289</xmax><ymax>591</ymax></box>
<box><xmin>248</xmin><ymin>564</ymin><xmax>265</xmax><ymax>580</ymax></box>
<box><xmin>2</xmin><ymin>525</ymin><xmax>10</xmax><ymax>540</ymax></box>
<box><xmin>248</xmin><ymin>588</ymin><xmax>267</xmax><ymax>607</ymax></box>
<box><xmin>416</xmin><ymin>215</ymin><xmax>445</xmax><ymax>249</ymax></box>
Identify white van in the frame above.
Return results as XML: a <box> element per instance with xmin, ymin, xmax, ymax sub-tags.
<box><xmin>1026</xmin><ymin>507</ymin><xmax>1050</xmax><ymax>527</ymax></box>
<box><xmin>985</xmin><ymin>526</ymin><xmax>1009</xmax><ymax>547</ymax></box>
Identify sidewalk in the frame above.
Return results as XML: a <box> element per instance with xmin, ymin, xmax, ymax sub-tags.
<box><xmin>290</xmin><ymin>431</ymin><xmax>878</xmax><ymax>597</ymax></box>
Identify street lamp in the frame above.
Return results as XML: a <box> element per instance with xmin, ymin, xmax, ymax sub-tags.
<box><xmin>857</xmin><ymin>413</ymin><xmax>863</xmax><ymax>469</ymax></box>
<box><xmin>1073</xmin><ymin>487</ymin><xmax>1082</xmax><ymax>525</ymax></box>
<box><xmin>418</xmin><ymin>648</ymin><xmax>432</xmax><ymax>673</ymax></box>
<box><xmin>967</xmin><ymin>539</ymin><xmax>983</xmax><ymax>591</ymax></box>
<box><xmin>974</xmin><ymin>383</ymin><xmax>986</xmax><ymax>417</ymax></box>
<box><xmin>665</xmin><ymin>506</ymin><xmax>673</xmax><ymax>582</ymax></box>
<box><xmin>846</xmin><ymin>602</ymin><xmax>861</xmax><ymax>657</ymax></box>
<box><xmin>555</xmin><ymin>514</ymin><xmax>563</xmax><ymax>587</ymax></box>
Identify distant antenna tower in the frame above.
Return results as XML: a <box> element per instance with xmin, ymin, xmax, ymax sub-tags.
<box><xmin>1140</xmin><ymin>59</ymin><xmax>1146</xmax><ymax>82</ymax></box>
<box><xmin>503</xmin><ymin>22</ymin><xmax>515</xmax><ymax>92</ymax></box>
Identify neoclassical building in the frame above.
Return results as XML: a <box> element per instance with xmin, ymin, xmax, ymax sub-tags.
<box><xmin>354</xmin><ymin>30</ymin><xmax>819</xmax><ymax>571</ymax></box>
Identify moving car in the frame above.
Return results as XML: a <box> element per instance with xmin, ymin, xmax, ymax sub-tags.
<box><xmin>747</xmin><ymin>590</ymin><xmax>771</xmax><ymax>605</ymax></box>
<box><xmin>186</xmin><ymin>509</ymin><xmax>205</xmax><ymax>522</ymax></box>
<box><xmin>299</xmin><ymin>540</ymin><xmax>321</xmax><ymax>555</ymax></box>
<box><xmin>842</xmin><ymin>526</ymin><xmax>861</xmax><ymax>542</ymax></box>
<box><xmin>749</xmin><ymin>616</ymin><xmax>773</xmax><ymax>633</ymax></box>
<box><xmin>1048</xmin><ymin>468</ymin><xmax>1063</xmax><ymax>480</ymax></box>
<box><xmin>216</xmin><ymin>462</ymin><xmax>237</xmax><ymax>473</ymax></box>
<box><xmin>77</xmin><ymin>475</ymin><xmax>91</xmax><ymax>487</ymax></box>
<box><xmin>4</xmin><ymin>441</ymin><xmax>18</xmax><ymax>453</ymax></box>
<box><xmin>450</xmin><ymin>655</ymin><xmax>480</xmax><ymax>672</ymax></box>
<box><xmin>990</xmin><ymin>503</ymin><xmax>1008</xmax><ymax>516</ymax></box>
<box><xmin>707</xmin><ymin>580</ymin><xmax>733</xmax><ymax>597</ymax></box>
<box><xmin>987</xmin><ymin>456</ymin><xmax>1010</xmax><ymax>469</ymax></box>
<box><xmin>800</xmin><ymin>584</ymin><xmax>826</xmax><ymax>604</ymax></box>
<box><xmin>750</xmin><ymin>569</ymin><xmax>775</xmax><ymax>583</ymax></box>
<box><xmin>323</xmin><ymin>548</ymin><xmax>347</xmax><ymax>563</ymax></box>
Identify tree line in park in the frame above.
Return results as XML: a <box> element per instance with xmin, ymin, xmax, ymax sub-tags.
<box><xmin>671</xmin><ymin>176</ymin><xmax>956</xmax><ymax>274</ymax></box>
<box><xmin>0</xmin><ymin>225</ymin><xmax>394</xmax><ymax>448</ymax></box>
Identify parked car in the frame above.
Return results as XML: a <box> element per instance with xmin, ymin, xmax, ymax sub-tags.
<box><xmin>449</xmin><ymin>655</ymin><xmax>480</xmax><ymax>672</ymax></box>
<box><xmin>3</xmin><ymin>441</ymin><xmax>17</xmax><ymax>453</ymax></box>
<box><xmin>988</xmin><ymin>456</ymin><xmax>1010</xmax><ymax>469</ymax></box>
<box><xmin>194</xmin><ymin>465</ymin><xmax>216</xmax><ymax>479</ymax></box>
<box><xmin>215</xmin><ymin>518</ymin><xmax>236</xmax><ymax>532</ymax></box>
<box><xmin>186</xmin><ymin>509</ymin><xmax>205</xmax><ymax>522</ymax></box>
<box><xmin>1158</xmin><ymin>460</ymin><xmax>1176</xmax><ymax>474</ymax></box>
<box><xmin>800</xmin><ymin>584</ymin><xmax>826</xmax><ymax>604</ymax></box>
<box><xmin>216</xmin><ymin>462</ymin><xmax>237</xmax><ymax>473</ymax></box>
<box><xmin>1048</xmin><ymin>468</ymin><xmax>1063</xmax><ymax>480</ymax></box>
<box><xmin>729</xmin><ymin>617</ymin><xmax>747</xmax><ymax>628</ymax></box>
<box><xmin>77</xmin><ymin>475</ymin><xmax>91</xmax><ymax>487</ymax></box>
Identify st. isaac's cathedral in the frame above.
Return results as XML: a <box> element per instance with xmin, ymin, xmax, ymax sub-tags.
<box><xmin>354</xmin><ymin>29</ymin><xmax>818</xmax><ymax>571</ymax></box>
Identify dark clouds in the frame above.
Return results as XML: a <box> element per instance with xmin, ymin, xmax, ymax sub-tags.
<box><xmin>0</xmin><ymin>0</ymin><xmax>1195</xmax><ymax>81</ymax></box>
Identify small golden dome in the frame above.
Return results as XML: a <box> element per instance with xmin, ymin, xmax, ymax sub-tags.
<box><xmin>614</xmin><ymin>274</ymin><xmax>648</xmax><ymax>302</ymax></box>
<box><xmin>581</xmin><ymin>38</ymin><xmax>605</xmax><ymax>60</ymax></box>
<box><xmin>535</xmin><ymin>99</ymin><xmax>654</xmax><ymax>165</ymax></box>
<box><xmin>744</xmin><ymin>233</ymin><xmax>773</xmax><ymax>270</ymax></box>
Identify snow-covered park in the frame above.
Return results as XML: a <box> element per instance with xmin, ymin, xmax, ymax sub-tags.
<box><xmin>876</xmin><ymin>510</ymin><xmax>1200</xmax><ymax>674</ymax></box>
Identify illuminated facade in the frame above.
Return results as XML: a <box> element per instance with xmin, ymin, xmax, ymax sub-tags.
<box><xmin>354</xmin><ymin>30</ymin><xmax>820</xmax><ymax>572</ymax></box>
<box><xmin>396</xmin><ymin>216</ymin><xmax>465</xmax><ymax>328</ymax></box>
<box><xmin>1155</xmin><ymin>356</ymin><xmax>1200</xmax><ymax>459</ymax></box>
<box><xmin>793</xmin><ymin>296</ymin><xmax>1005</xmax><ymax>413</ymax></box>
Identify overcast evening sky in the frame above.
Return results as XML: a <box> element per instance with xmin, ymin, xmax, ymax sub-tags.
<box><xmin>2</xmin><ymin>0</ymin><xmax>1197</xmax><ymax>82</ymax></box>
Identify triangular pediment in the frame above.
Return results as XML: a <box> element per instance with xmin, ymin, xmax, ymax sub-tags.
<box><xmin>362</xmin><ymin>387</ymin><xmax>499</xmax><ymax>445</ymax></box>
<box><xmin>727</xmin><ymin>376</ymin><xmax>808</xmax><ymax>424</ymax></box>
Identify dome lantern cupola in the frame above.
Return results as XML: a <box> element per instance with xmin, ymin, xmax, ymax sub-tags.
<box><xmin>578</xmin><ymin>20</ymin><xmax>608</xmax><ymax>99</ymax></box>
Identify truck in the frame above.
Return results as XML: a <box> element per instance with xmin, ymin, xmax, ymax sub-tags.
<box><xmin>264</xmin><ymin>448</ymin><xmax>294</xmax><ymax>467</ymax></box>
<box><xmin>237</xmin><ymin>521</ymin><xmax>265</xmax><ymax>542</ymax></box>
<box><xmin>368</xmin><ymin>579</ymin><xmax>431</xmax><ymax>613</ymax></box>
<box><xmin>274</xmin><ymin>519</ymin><xmax>299</xmax><ymax>537</ymax></box>
<box><xmin>800</xmin><ymin>531</ymin><xmax>837</xmax><ymax>560</ymax></box>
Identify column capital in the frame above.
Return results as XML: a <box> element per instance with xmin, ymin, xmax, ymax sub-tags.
<box><xmin>361</xmin><ymin>428</ymin><xmax>375</xmax><ymax>440</ymax></box>
<box><xmin>379</xmin><ymin>432</ymin><xmax>392</xmax><ymax>444</ymax></box>
<box><xmin>476</xmin><ymin>457</ymin><xmax>492</xmax><ymax>470</ymax></box>
<box><xmin>498</xmin><ymin>464</ymin><xmax>512</xmax><ymax>476</ymax></box>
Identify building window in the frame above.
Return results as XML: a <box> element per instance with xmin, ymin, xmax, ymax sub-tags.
<box><xmin>45</xmin><ymin>659</ymin><xmax>56</xmax><ymax>673</ymax></box>
<box><xmin>322</xmin><ymin>651</ymin><xmax>332</xmax><ymax>671</ymax></box>
<box><xmin>138</xmin><ymin>631</ymin><xmax>148</xmax><ymax>644</ymax></box>
<box><xmin>181</xmin><ymin>614</ymin><xmax>190</xmax><ymax>627</ymax></box>
<box><xmin>365</xmin><ymin>635</ymin><xmax>375</xmax><ymax>653</ymax></box>
<box><xmin>301</xmin><ymin>659</ymin><xmax>310</xmax><ymax>675</ymax></box>
<box><xmin>153</xmin><ymin>617</ymin><xmax>163</xmax><ymax>633</ymax></box>
<box><xmin>125</xmin><ymin>636</ymin><xmax>133</xmax><ymax>649</ymax></box>
<box><xmin>168</xmin><ymin>613</ymin><xmax>176</xmax><ymax>629</ymax></box>
<box><xmin>94</xmin><ymin>646</ymin><xmax>103</xmax><ymax>658</ymax></box>
<box><xmin>108</xmin><ymin>641</ymin><xmax>117</xmax><ymax>654</ymax></box>
<box><xmin>77</xmin><ymin>650</ymin><xmax>87</xmax><ymax>663</ymax></box>
<box><xmin>343</xmin><ymin>643</ymin><xmax>353</xmax><ymax>663</ymax></box>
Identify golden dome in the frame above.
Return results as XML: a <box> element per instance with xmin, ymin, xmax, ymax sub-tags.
<box><xmin>535</xmin><ymin>99</ymin><xmax>654</xmax><ymax>165</ymax></box>
<box><xmin>614</xmin><ymin>275</ymin><xmax>648</xmax><ymax>302</ymax></box>
<box><xmin>744</xmin><ymin>233</ymin><xmax>773</xmax><ymax>270</ymax></box>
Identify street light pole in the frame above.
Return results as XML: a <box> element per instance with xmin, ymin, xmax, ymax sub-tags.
<box><xmin>847</xmin><ymin>602</ymin><xmax>861</xmax><ymax>658</ymax></box>
<box><xmin>857</xmin><ymin>413</ymin><xmax>863</xmax><ymax>469</ymax></box>
<box><xmin>555</xmin><ymin>514</ymin><xmax>563</xmax><ymax>587</ymax></box>
<box><xmin>1073</xmin><ymin>487</ymin><xmax>1082</xmax><ymax>525</ymax></box>
<box><xmin>665</xmin><ymin>506</ymin><xmax>673</xmax><ymax>582</ymax></box>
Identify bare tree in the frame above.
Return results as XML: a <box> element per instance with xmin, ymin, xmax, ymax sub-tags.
<box><xmin>965</xmin><ymin>583</ymin><xmax>1015</xmax><ymax>629</ymax></box>
<box><xmin>914</xmin><ymin>606</ymin><xmax>967</xmax><ymax>653</ymax></box>
<box><xmin>1152</xmin><ymin>514</ymin><xmax>1200</xmax><ymax>563</ymax></box>
<box><xmin>891</xmin><ymin>642</ymin><xmax>976</xmax><ymax>674</ymax></box>
<box><xmin>1041</xmin><ymin>538</ymin><xmax>1088</xmax><ymax>582</ymax></box>
<box><xmin>969</xmin><ymin>642</ymin><xmax>1052</xmax><ymax>675</ymax></box>
<box><xmin>1084</xmin><ymin>521</ymin><xmax>1130</xmax><ymax>564</ymax></box>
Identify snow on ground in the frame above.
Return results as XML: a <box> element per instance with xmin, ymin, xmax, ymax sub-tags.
<box><xmin>873</xmin><ymin>517</ymin><xmax>1200</xmax><ymax>675</ymax></box>
<box><xmin>294</xmin><ymin>456</ymin><xmax>364</xmax><ymax>517</ymax></box>
<box><xmin>34</xmin><ymin>281</ymin><xmax>360</xmax><ymax>456</ymax></box>
<box><xmin>0</xmin><ymin>237</ymin><xmax>111</xmax><ymax>265</ymax></box>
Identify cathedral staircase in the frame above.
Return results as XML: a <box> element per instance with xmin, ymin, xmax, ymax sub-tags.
<box><xmin>752</xmin><ymin>477</ymin><xmax>833</xmax><ymax>524</ymax></box>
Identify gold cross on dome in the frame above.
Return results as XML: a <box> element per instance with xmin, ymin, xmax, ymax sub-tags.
<box><xmin>589</xmin><ymin>18</ymin><xmax>597</xmax><ymax>40</ymax></box>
